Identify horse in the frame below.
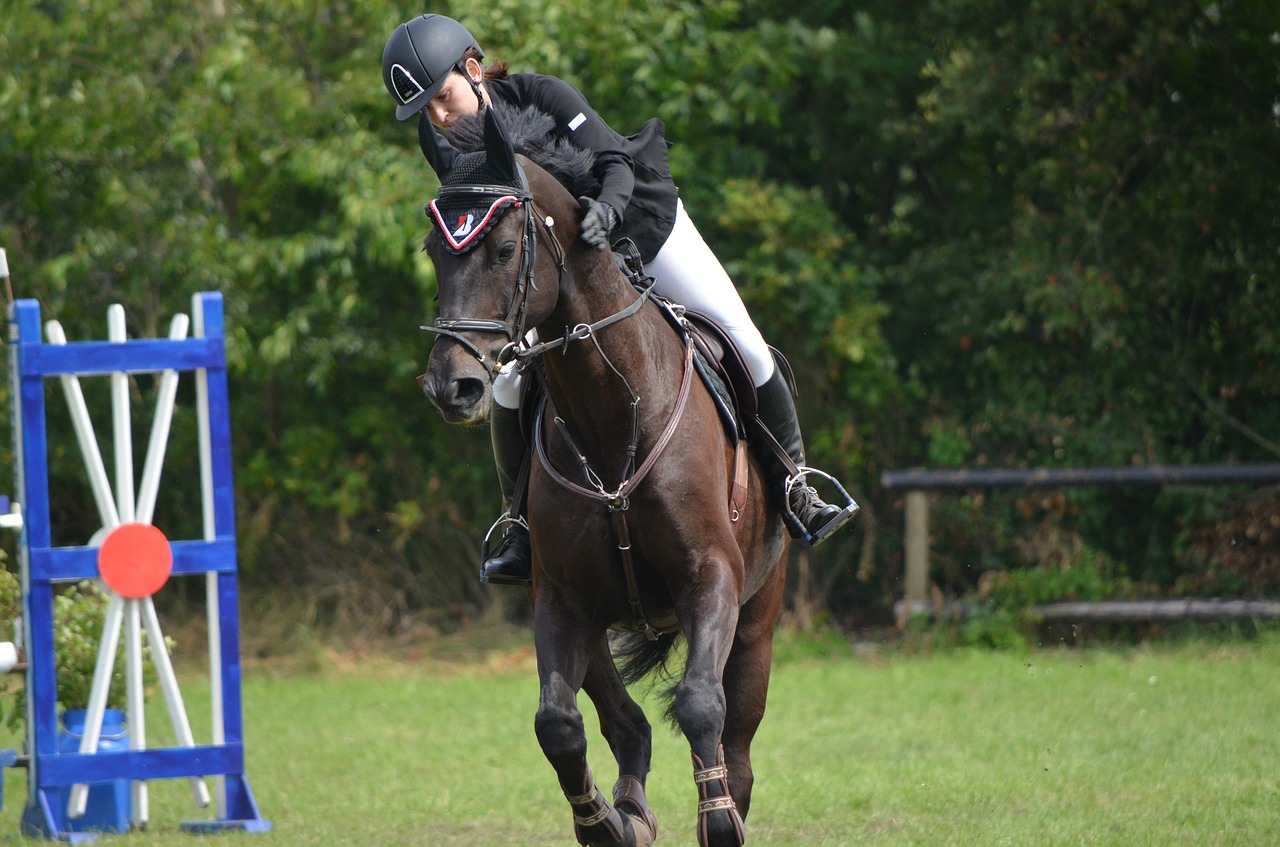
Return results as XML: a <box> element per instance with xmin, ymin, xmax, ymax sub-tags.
<box><xmin>416</xmin><ymin>105</ymin><xmax>790</xmax><ymax>847</ymax></box>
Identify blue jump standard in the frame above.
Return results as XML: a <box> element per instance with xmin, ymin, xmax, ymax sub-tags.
<box><xmin>8</xmin><ymin>294</ymin><xmax>270</xmax><ymax>840</ymax></box>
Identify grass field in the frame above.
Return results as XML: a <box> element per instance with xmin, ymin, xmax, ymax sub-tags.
<box><xmin>2</xmin><ymin>629</ymin><xmax>1278</xmax><ymax>846</ymax></box>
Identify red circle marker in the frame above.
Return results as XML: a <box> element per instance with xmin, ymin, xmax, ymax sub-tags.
<box><xmin>97</xmin><ymin>522</ymin><xmax>173</xmax><ymax>598</ymax></box>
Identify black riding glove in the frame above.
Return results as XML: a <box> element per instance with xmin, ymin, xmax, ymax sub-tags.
<box><xmin>578</xmin><ymin>197</ymin><xmax>618</xmax><ymax>251</ymax></box>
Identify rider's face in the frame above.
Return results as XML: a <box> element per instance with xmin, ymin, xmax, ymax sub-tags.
<box><xmin>424</xmin><ymin>60</ymin><xmax>485</xmax><ymax>129</ymax></box>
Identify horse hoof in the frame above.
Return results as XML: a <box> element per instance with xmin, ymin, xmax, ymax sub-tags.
<box><xmin>626</xmin><ymin>813</ymin><xmax>655</xmax><ymax>847</ymax></box>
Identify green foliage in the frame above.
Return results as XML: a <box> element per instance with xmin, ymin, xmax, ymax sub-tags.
<box><xmin>954</xmin><ymin>562</ymin><xmax>1132</xmax><ymax>649</ymax></box>
<box><xmin>0</xmin><ymin>570</ymin><xmax>165</xmax><ymax>729</ymax></box>
<box><xmin>0</xmin><ymin>563</ymin><xmax>18</xmax><ymax>726</ymax></box>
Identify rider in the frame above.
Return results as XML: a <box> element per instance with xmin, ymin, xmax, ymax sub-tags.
<box><xmin>382</xmin><ymin>14</ymin><xmax>858</xmax><ymax>585</ymax></box>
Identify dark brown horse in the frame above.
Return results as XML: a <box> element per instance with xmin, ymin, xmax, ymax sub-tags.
<box><xmin>418</xmin><ymin>107</ymin><xmax>788</xmax><ymax>847</ymax></box>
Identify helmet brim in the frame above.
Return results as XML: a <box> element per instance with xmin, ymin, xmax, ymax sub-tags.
<box><xmin>395</xmin><ymin>77</ymin><xmax>446</xmax><ymax>121</ymax></box>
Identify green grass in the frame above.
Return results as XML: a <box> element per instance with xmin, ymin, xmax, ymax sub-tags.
<box><xmin>3</xmin><ymin>634</ymin><xmax>1279</xmax><ymax>846</ymax></box>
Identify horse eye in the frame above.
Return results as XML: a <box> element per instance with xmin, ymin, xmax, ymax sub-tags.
<box><xmin>496</xmin><ymin>241</ymin><xmax>517</xmax><ymax>264</ymax></box>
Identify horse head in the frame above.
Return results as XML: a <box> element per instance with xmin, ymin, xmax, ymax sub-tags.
<box><xmin>418</xmin><ymin>107</ymin><xmax>579</xmax><ymax>424</ymax></box>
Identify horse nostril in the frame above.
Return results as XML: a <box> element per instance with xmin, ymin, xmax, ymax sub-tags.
<box><xmin>454</xmin><ymin>377</ymin><xmax>485</xmax><ymax>409</ymax></box>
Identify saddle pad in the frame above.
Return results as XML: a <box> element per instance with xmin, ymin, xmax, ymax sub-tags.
<box><xmin>692</xmin><ymin>348</ymin><xmax>740</xmax><ymax>445</ymax></box>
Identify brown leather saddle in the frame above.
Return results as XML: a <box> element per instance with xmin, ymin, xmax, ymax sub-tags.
<box><xmin>613</xmin><ymin>242</ymin><xmax>800</xmax><ymax>478</ymax></box>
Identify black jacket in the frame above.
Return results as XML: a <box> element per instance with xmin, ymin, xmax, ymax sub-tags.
<box><xmin>420</xmin><ymin>73</ymin><xmax>678</xmax><ymax>262</ymax></box>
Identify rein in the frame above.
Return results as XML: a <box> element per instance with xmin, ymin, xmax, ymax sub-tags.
<box><xmin>515</xmin><ymin>277</ymin><xmax>658</xmax><ymax>362</ymax></box>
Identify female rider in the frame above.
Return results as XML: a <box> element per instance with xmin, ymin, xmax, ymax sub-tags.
<box><xmin>382</xmin><ymin>14</ymin><xmax>856</xmax><ymax>584</ymax></box>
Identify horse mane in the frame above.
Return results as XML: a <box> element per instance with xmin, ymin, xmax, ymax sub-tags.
<box><xmin>443</xmin><ymin>103</ymin><xmax>601</xmax><ymax>198</ymax></box>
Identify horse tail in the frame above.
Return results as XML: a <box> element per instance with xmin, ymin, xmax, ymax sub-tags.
<box><xmin>611</xmin><ymin>630</ymin><xmax>687</xmax><ymax>724</ymax></box>
<box><xmin>612</xmin><ymin>629</ymin><xmax>683</xmax><ymax>686</ymax></box>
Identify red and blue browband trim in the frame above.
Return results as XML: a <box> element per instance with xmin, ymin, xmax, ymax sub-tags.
<box><xmin>428</xmin><ymin>194</ymin><xmax>523</xmax><ymax>253</ymax></box>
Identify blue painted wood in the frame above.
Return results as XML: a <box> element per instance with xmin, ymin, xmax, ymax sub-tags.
<box><xmin>35</xmin><ymin>744</ymin><xmax>244</xmax><ymax>785</ymax></box>
<box><xmin>27</xmin><ymin>538</ymin><xmax>240</xmax><ymax>582</ymax></box>
<box><xmin>12</xmin><ymin>301</ymin><xmax>62</xmax><ymax>797</ymax></box>
<box><xmin>17</xmin><ymin>337</ymin><xmax>225</xmax><ymax>377</ymax></box>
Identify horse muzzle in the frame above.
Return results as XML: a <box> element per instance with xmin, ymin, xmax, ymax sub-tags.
<box><xmin>419</xmin><ymin>368</ymin><xmax>492</xmax><ymax>425</ymax></box>
<box><xmin>420</xmin><ymin>337</ymin><xmax>499</xmax><ymax>425</ymax></box>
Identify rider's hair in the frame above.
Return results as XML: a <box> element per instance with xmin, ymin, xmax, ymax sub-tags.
<box><xmin>463</xmin><ymin>47</ymin><xmax>509</xmax><ymax>81</ymax></box>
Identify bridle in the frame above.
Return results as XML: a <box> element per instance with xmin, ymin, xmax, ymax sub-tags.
<box><xmin>419</xmin><ymin>172</ymin><xmax>566</xmax><ymax>373</ymax></box>
<box><xmin>420</xmin><ymin>170</ymin><xmax>661</xmax><ymax>377</ymax></box>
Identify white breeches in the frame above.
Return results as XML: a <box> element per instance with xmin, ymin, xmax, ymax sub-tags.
<box><xmin>493</xmin><ymin>199</ymin><xmax>774</xmax><ymax>410</ymax></box>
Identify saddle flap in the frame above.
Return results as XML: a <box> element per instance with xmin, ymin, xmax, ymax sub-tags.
<box><xmin>681</xmin><ymin>309</ymin><xmax>758</xmax><ymax>422</ymax></box>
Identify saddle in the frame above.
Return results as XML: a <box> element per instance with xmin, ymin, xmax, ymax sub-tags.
<box><xmin>611</xmin><ymin>241</ymin><xmax>799</xmax><ymax>477</ymax></box>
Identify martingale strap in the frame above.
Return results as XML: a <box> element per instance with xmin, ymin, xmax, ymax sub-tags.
<box><xmin>534</xmin><ymin>338</ymin><xmax>697</xmax><ymax>640</ymax></box>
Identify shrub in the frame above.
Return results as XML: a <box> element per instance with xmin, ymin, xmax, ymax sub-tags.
<box><xmin>0</xmin><ymin>568</ymin><xmax>165</xmax><ymax>730</ymax></box>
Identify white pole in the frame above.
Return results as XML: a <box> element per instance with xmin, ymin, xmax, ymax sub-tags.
<box><xmin>142</xmin><ymin>597</ymin><xmax>211</xmax><ymax>807</ymax></box>
<box><xmin>124</xmin><ymin>598</ymin><xmax>148</xmax><ymax>826</ymax></box>
<box><xmin>45</xmin><ymin>321</ymin><xmax>120</xmax><ymax>530</ymax></box>
<box><xmin>68</xmin><ymin>592</ymin><xmax>125</xmax><ymax>817</ymax></box>
<box><xmin>192</xmin><ymin>294</ymin><xmax>227</xmax><ymax>816</ymax></box>
<box><xmin>133</xmin><ymin>310</ymin><xmax>211</xmax><ymax>808</ymax></box>
<box><xmin>135</xmin><ymin>313</ymin><xmax>190</xmax><ymax>524</ymax></box>
<box><xmin>0</xmin><ymin>247</ymin><xmax>10</xmax><ymax>303</ymax></box>
<box><xmin>108</xmin><ymin>306</ymin><xmax>135</xmax><ymax>524</ymax></box>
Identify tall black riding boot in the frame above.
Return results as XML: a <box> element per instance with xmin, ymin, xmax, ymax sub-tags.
<box><xmin>755</xmin><ymin>368</ymin><xmax>859</xmax><ymax>545</ymax></box>
<box><xmin>480</xmin><ymin>404</ymin><xmax>532</xmax><ymax>586</ymax></box>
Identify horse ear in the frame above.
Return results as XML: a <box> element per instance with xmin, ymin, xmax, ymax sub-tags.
<box><xmin>483</xmin><ymin>106</ymin><xmax>520</xmax><ymax>185</ymax></box>
<box><xmin>418</xmin><ymin>113</ymin><xmax>459</xmax><ymax>180</ymax></box>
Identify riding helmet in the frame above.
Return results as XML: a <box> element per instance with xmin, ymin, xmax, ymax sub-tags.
<box><xmin>382</xmin><ymin>14</ymin><xmax>483</xmax><ymax>121</ymax></box>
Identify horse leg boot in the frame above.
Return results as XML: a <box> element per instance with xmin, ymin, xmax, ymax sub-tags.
<box><xmin>754</xmin><ymin>368</ymin><xmax>859</xmax><ymax>545</ymax></box>
<box><xmin>480</xmin><ymin>404</ymin><xmax>532</xmax><ymax>585</ymax></box>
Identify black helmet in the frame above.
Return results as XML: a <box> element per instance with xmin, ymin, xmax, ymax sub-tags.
<box><xmin>382</xmin><ymin>14</ymin><xmax>483</xmax><ymax>121</ymax></box>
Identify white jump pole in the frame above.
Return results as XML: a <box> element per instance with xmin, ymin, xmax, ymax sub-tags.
<box><xmin>135</xmin><ymin>313</ymin><xmax>211</xmax><ymax>809</ymax></box>
<box><xmin>193</xmin><ymin>295</ymin><xmax>227</xmax><ymax>817</ymax></box>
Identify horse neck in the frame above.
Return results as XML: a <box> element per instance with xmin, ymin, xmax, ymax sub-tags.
<box><xmin>535</xmin><ymin>253</ymin><xmax>677</xmax><ymax>462</ymax></box>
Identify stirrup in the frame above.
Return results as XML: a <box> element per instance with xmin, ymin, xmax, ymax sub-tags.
<box><xmin>783</xmin><ymin>466</ymin><xmax>860</xmax><ymax>546</ymax></box>
<box><xmin>479</xmin><ymin>512</ymin><xmax>531</xmax><ymax>585</ymax></box>
<box><xmin>481</xmin><ymin>511</ymin><xmax>529</xmax><ymax>552</ymax></box>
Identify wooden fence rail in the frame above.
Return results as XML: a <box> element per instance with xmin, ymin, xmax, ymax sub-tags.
<box><xmin>880</xmin><ymin>463</ymin><xmax>1280</xmax><ymax>622</ymax></box>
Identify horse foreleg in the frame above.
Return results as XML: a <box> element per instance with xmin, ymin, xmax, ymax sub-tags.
<box><xmin>673</xmin><ymin>567</ymin><xmax>745</xmax><ymax>847</ymax></box>
<box><xmin>582</xmin><ymin>640</ymin><xmax>658</xmax><ymax>846</ymax></box>
<box><xmin>534</xmin><ymin>591</ymin><xmax>636</xmax><ymax>847</ymax></box>
<box><xmin>720</xmin><ymin>563</ymin><xmax>786</xmax><ymax>821</ymax></box>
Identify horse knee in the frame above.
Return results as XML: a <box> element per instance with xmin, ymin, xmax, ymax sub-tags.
<box><xmin>536</xmin><ymin>701</ymin><xmax>586</xmax><ymax>765</ymax></box>
<box><xmin>672</xmin><ymin>674</ymin><xmax>726</xmax><ymax>744</ymax></box>
<box><xmin>608</xmin><ymin>699</ymin><xmax>652</xmax><ymax>751</ymax></box>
